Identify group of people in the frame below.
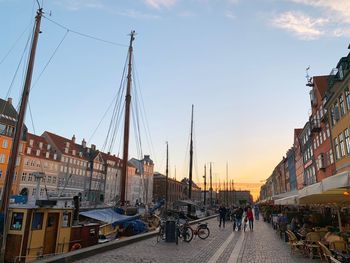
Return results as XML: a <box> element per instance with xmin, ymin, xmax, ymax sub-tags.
<box><xmin>218</xmin><ymin>204</ymin><xmax>259</xmax><ymax>232</ymax></box>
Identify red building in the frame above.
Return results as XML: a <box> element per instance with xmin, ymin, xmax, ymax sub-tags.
<box><xmin>308</xmin><ymin>75</ymin><xmax>336</xmax><ymax>182</ymax></box>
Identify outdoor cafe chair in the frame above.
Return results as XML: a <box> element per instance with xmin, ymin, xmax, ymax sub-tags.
<box><xmin>286</xmin><ymin>230</ymin><xmax>305</xmax><ymax>255</ymax></box>
<box><xmin>305</xmin><ymin>232</ymin><xmax>322</xmax><ymax>259</ymax></box>
<box><xmin>318</xmin><ymin>241</ymin><xmax>332</xmax><ymax>263</ymax></box>
<box><xmin>329</xmin><ymin>240</ymin><xmax>348</xmax><ymax>253</ymax></box>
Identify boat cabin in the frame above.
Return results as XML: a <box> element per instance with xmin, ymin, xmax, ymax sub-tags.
<box><xmin>5</xmin><ymin>204</ymin><xmax>73</xmax><ymax>263</ymax></box>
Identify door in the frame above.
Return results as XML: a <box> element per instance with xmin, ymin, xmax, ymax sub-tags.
<box><xmin>43</xmin><ymin>213</ymin><xmax>59</xmax><ymax>255</ymax></box>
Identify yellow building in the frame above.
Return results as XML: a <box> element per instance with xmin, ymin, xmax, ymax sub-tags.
<box><xmin>325</xmin><ymin>53</ymin><xmax>350</xmax><ymax>174</ymax></box>
<box><xmin>0</xmin><ymin>97</ymin><xmax>27</xmax><ymax>196</ymax></box>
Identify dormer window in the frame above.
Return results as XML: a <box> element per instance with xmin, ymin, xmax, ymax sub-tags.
<box><xmin>64</xmin><ymin>147</ymin><xmax>68</xmax><ymax>154</ymax></box>
<box><xmin>29</xmin><ymin>139</ymin><xmax>34</xmax><ymax>147</ymax></box>
<box><xmin>65</xmin><ymin>142</ymin><xmax>70</xmax><ymax>148</ymax></box>
<box><xmin>39</xmin><ymin>142</ymin><xmax>43</xmax><ymax>149</ymax></box>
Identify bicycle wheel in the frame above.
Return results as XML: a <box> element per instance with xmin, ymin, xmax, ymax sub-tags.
<box><xmin>198</xmin><ymin>227</ymin><xmax>210</xmax><ymax>239</ymax></box>
<box><xmin>182</xmin><ymin>226</ymin><xmax>193</xmax><ymax>242</ymax></box>
<box><xmin>156</xmin><ymin>226</ymin><xmax>164</xmax><ymax>242</ymax></box>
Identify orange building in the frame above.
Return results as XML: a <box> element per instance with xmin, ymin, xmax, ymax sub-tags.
<box><xmin>0</xmin><ymin>98</ymin><xmax>27</xmax><ymax>196</ymax></box>
<box><xmin>325</xmin><ymin>53</ymin><xmax>350</xmax><ymax>174</ymax></box>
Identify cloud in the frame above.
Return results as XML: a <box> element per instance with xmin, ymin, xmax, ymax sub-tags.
<box><xmin>225</xmin><ymin>10</ymin><xmax>236</xmax><ymax>19</ymax></box>
<box><xmin>290</xmin><ymin>0</ymin><xmax>350</xmax><ymax>23</ymax></box>
<box><xmin>271</xmin><ymin>11</ymin><xmax>327</xmax><ymax>40</ymax></box>
<box><xmin>53</xmin><ymin>0</ymin><xmax>104</xmax><ymax>11</ymax></box>
<box><xmin>144</xmin><ymin>0</ymin><xmax>177</xmax><ymax>9</ymax></box>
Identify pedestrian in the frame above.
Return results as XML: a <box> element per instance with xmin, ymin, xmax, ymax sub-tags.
<box><xmin>218</xmin><ymin>204</ymin><xmax>227</xmax><ymax>228</ymax></box>
<box><xmin>242</xmin><ymin>209</ymin><xmax>248</xmax><ymax>232</ymax></box>
<box><xmin>254</xmin><ymin>205</ymin><xmax>259</xmax><ymax>220</ymax></box>
<box><xmin>247</xmin><ymin>207</ymin><xmax>254</xmax><ymax>231</ymax></box>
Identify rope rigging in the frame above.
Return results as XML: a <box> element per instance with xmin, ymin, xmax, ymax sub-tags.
<box><xmin>43</xmin><ymin>15</ymin><xmax>128</xmax><ymax>48</ymax></box>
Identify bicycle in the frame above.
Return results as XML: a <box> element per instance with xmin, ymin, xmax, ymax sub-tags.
<box><xmin>156</xmin><ymin>218</ymin><xmax>166</xmax><ymax>242</ymax></box>
<box><xmin>189</xmin><ymin>222</ymin><xmax>210</xmax><ymax>241</ymax></box>
<box><xmin>175</xmin><ymin>218</ymin><xmax>193</xmax><ymax>244</ymax></box>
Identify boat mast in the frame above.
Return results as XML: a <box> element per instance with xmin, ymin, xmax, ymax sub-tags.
<box><xmin>209</xmin><ymin>162</ymin><xmax>212</xmax><ymax>207</ymax></box>
<box><xmin>120</xmin><ymin>30</ymin><xmax>136</xmax><ymax>206</ymax></box>
<box><xmin>226</xmin><ymin>162</ymin><xmax>228</xmax><ymax>206</ymax></box>
<box><xmin>188</xmin><ymin>105</ymin><xmax>194</xmax><ymax>199</ymax></box>
<box><xmin>0</xmin><ymin>7</ymin><xmax>43</xmax><ymax>259</ymax></box>
<box><xmin>165</xmin><ymin>142</ymin><xmax>169</xmax><ymax>212</ymax></box>
<box><xmin>203</xmin><ymin>164</ymin><xmax>206</xmax><ymax>206</ymax></box>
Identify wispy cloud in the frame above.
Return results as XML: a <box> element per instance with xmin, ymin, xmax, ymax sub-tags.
<box><xmin>53</xmin><ymin>0</ymin><xmax>104</xmax><ymax>11</ymax></box>
<box><xmin>290</xmin><ymin>0</ymin><xmax>350</xmax><ymax>23</ymax></box>
<box><xmin>225</xmin><ymin>10</ymin><xmax>236</xmax><ymax>19</ymax></box>
<box><xmin>272</xmin><ymin>0</ymin><xmax>350</xmax><ymax>39</ymax></box>
<box><xmin>144</xmin><ymin>0</ymin><xmax>177</xmax><ymax>9</ymax></box>
<box><xmin>271</xmin><ymin>11</ymin><xmax>327</xmax><ymax>40</ymax></box>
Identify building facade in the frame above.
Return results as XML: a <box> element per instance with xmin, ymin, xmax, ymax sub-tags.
<box><xmin>153</xmin><ymin>172</ymin><xmax>184</xmax><ymax>206</ymax></box>
<box><xmin>19</xmin><ymin>133</ymin><xmax>60</xmax><ymax>200</ymax></box>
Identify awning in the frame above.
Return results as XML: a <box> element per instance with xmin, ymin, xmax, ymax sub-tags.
<box><xmin>322</xmin><ymin>171</ymin><xmax>350</xmax><ymax>191</ymax></box>
<box><xmin>299</xmin><ymin>188</ymin><xmax>350</xmax><ymax>205</ymax></box>
<box><xmin>80</xmin><ymin>208</ymin><xmax>140</xmax><ymax>226</ymax></box>
<box><xmin>275</xmin><ymin>195</ymin><xmax>299</xmax><ymax>205</ymax></box>
<box><xmin>298</xmin><ymin>182</ymin><xmax>323</xmax><ymax>199</ymax></box>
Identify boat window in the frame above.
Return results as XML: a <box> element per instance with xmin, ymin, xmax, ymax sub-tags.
<box><xmin>31</xmin><ymin>212</ymin><xmax>44</xmax><ymax>230</ymax></box>
<box><xmin>62</xmin><ymin>212</ymin><xmax>71</xmax><ymax>227</ymax></box>
<box><xmin>10</xmin><ymin>212</ymin><xmax>24</xmax><ymax>231</ymax></box>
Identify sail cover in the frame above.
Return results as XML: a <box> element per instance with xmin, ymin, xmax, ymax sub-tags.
<box><xmin>80</xmin><ymin>208</ymin><xmax>139</xmax><ymax>225</ymax></box>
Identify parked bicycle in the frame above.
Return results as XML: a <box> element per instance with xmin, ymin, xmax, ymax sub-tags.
<box><xmin>156</xmin><ymin>218</ymin><xmax>166</xmax><ymax>242</ymax></box>
<box><xmin>176</xmin><ymin>219</ymin><xmax>210</xmax><ymax>243</ymax></box>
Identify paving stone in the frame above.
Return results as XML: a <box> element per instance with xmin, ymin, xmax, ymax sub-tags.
<box><xmin>74</xmin><ymin>217</ymin><xmax>320</xmax><ymax>263</ymax></box>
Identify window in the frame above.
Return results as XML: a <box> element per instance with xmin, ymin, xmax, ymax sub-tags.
<box><xmin>335</xmin><ymin>138</ymin><xmax>340</xmax><ymax>160</ymax></box>
<box><xmin>46</xmin><ymin>152</ymin><xmax>49</xmax><ymax>158</ymax></box>
<box><xmin>346</xmin><ymin>88</ymin><xmax>350</xmax><ymax>111</ymax></box>
<box><xmin>32</xmin><ymin>188</ymin><xmax>36</xmax><ymax>196</ymax></box>
<box><xmin>326</xmin><ymin>124</ymin><xmax>330</xmax><ymax>137</ymax></box>
<box><xmin>340</xmin><ymin>133</ymin><xmax>346</xmax><ymax>157</ymax></box>
<box><xmin>10</xmin><ymin>212</ymin><xmax>24</xmax><ymax>230</ymax></box>
<box><xmin>21</xmin><ymin>175</ymin><xmax>26</xmax><ymax>181</ymax></box>
<box><xmin>28</xmin><ymin>174</ymin><xmax>33</xmax><ymax>181</ymax></box>
<box><xmin>62</xmin><ymin>212</ymin><xmax>71</xmax><ymax>227</ymax></box>
<box><xmin>52</xmin><ymin>177</ymin><xmax>56</xmax><ymax>184</ymax></box>
<box><xmin>346</xmin><ymin>129</ymin><xmax>350</xmax><ymax>155</ymax></box>
<box><xmin>29</xmin><ymin>139</ymin><xmax>33</xmax><ymax>147</ymax></box>
<box><xmin>0</xmin><ymin>154</ymin><xmax>6</xmax><ymax>164</ymax></box>
<box><xmin>2</xmin><ymin>139</ymin><xmax>8</xmax><ymax>149</ymax></box>
<box><xmin>36</xmin><ymin>150</ymin><xmax>40</xmax><ymax>156</ymax></box>
<box><xmin>31</xmin><ymin>212</ymin><xmax>43</xmax><ymax>230</ymax></box>
<box><xmin>330</xmin><ymin>149</ymin><xmax>334</xmax><ymax>164</ymax></box>
<box><xmin>39</xmin><ymin>142</ymin><xmax>43</xmax><ymax>149</ymax></box>
<box><xmin>340</xmin><ymin>95</ymin><xmax>346</xmax><ymax>116</ymax></box>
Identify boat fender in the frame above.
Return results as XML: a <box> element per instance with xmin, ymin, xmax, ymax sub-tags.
<box><xmin>71</xmin><ymin>243</ymin><xmax>82</xmax><ymax>251</ymax></box>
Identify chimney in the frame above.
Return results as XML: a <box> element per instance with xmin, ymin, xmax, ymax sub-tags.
<box><xmin>82</xmin><ymin>139</ymin><xmax>86</xmax><ymax>148</ymax></box>
<box><xmin>72</xmin><ymin>134</ymin><xmax>76</xmax><ymax>143</ymax></box>
<box><xmin>91</xmin><ymin>144</ymin><xmax>96</xmax><ymax>151</ymax></box>
<box><xmin>7</xmin><ymin>98</ymin><xmax>12</xmax><ymax>105</ymax></box>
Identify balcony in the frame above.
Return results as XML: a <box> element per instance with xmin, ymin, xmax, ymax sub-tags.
<box><xmin>310</xmin><ymin>118</ymin><xmax>321</xmax><ymax>133</ymax></box>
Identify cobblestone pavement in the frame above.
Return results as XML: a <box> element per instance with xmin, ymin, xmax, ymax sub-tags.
<box><xmin>75</xmin><ymin>218</ymin><xmax>320</xmax><ymax>263</ymax></box>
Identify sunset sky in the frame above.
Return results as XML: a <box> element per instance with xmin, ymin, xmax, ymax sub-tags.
<box><xmin>1</xmin><ymin>1</ymin><xmax>350</xmax><ymax>195</ymax></box>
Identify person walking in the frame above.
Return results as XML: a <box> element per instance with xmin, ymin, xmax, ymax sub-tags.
<box><xmin>219</xmin><ymin>204</ymin><xmax>227</xmax><ymax>228</ymax></box>
<box><xmin>247</xmin><ymin>207</ymin><xmax>254</xmax><ymax>231</ymax></box>
<box><xmin>254</xmin><ymin>205</ymin><xmax>259</xmax><ymax>220</ymax></box>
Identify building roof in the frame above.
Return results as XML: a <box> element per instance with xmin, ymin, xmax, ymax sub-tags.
<box><xmin>43</xmin><ymin>131</ymin><xmax>88</xmax><ymax>160</ymax></box>
<box><xmin>0</xmin><ymin>98</ymin><xmax>18</xmax><ymax>126</ymax></box>
<box><xmin>100</xmin><ymin>152</ymin><xmax>123</xmax><ymax>168</ymax></box>
<box><xmin>26</xmin><ymin>133</ymin><xmax>60</xmax><ymax>162</ymax></box>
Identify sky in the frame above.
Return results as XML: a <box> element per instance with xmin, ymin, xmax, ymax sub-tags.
<box><xmin>1</xmin><ymin>0</ymin><xmax>350</xmax><ymax>196</ymax></box>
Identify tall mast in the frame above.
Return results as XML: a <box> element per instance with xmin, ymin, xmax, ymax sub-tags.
<box><xmin>0</xmin><ymin>7</ymin><xmax>43</xmax><ymax>259</ymax></box>
<box><xmin>165</xmin><ymin>142</ymin><xmax>169</xmax><ymax>212</ymax></box>
<box><xmin>188</xmin><ymin>104</ymin><xmax>194</xmax><ymax>199</ymax></box>
<box><xmin>209</xmin><ymin>163</ymin><xmax>212</xmax><ymax>207</ymax></box>
<box><xmin>203</xmin><ymin>164</ymin><xmax>206</xmax><ymax>206</ymax></box>
<box><xmin>120</xmin><ymin>30</ymin><xmax>136</xmax><ymax>206</ymax></box>
<box><xmin>226</xmin><ymin>162</ymin><xmax>228</xmax><ymax>206</ymax></box>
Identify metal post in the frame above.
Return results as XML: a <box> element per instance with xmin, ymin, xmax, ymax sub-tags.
<box><xmin>165</xmin><ymin>142</ymin><xmax>169</xmax><ymax>212</ymax></box>
<box><xmin>203</xmin><ymin>164</ymin><xmax>206</xmax><ymax>206</ymax></box>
